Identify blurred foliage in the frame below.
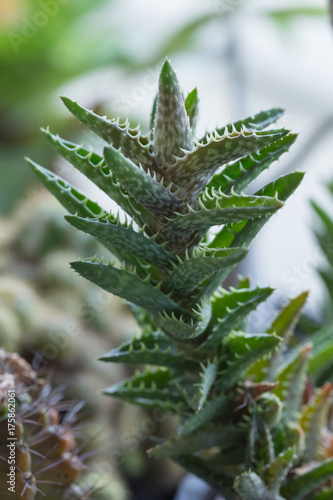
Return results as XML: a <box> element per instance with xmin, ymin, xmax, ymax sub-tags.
<box><xmin>268</xmin><ymin>7</ymin><xmax>328</xmax><ymax>26</ymax></box>
<box><xmin>0</xmin><ymin>0</ymin><xmax>220</xmax><ymax>215</ymax></box>
<box><xmin>145</xmin><ymin>12</ymin><xmax>218</xmax><ymax>66</ymax></box>
<box><xmin>1</xmin><ymin>0</ymin><xmax>111</xmax><ymax>111</ymax></box>
<box><xmin>0</xmin><ymin>0</ymin><xmax>111</xmax><ymax>214</ymax></box>
<box><xmin>311</xmin><ymin>182</ymin><xmax>333</xmax><ymax>321</ymax></box>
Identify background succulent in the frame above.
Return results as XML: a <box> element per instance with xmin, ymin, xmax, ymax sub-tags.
<box><xmin>26</xmin><ymin>59</ymin><xmax>333</xmax><ymax>499</ymax></box>
<box><xmin>311</xmin><ymin>185</ymin><xmax>333</xmax><ymax>324</ymax></box>
<box><xmin>0</xmin><ymin>349</ymin><xmax>129</xmax><ymax>499</ymax></box>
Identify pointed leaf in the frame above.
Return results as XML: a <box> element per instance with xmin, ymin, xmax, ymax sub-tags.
<box><xmin>70</xmin><ymin>259</ymin><xmax>184</xmax><ymax>315</ymax></box>
<box><xmin>104</xmin><ymin>145</ymin><xmax>187</xmax><ymax>220</ymax></box>
<box><xmin>66</xmin><ymin>215</ymin><xmax>174</xmax><ymax>268</ymax></box>
<box><xmin>167</xmin><ymin>127</ymin><xmax>289</xmax><ymax>196</ymax></box>
<box><xmin>160</xmin><ymin>193</ymin><xmax>283</xmax><ymax>248</ymax></box>
<box><xmin>61</xmin><ymin>96</ymin><xmax>157</xmax><ymax>173</ymax></box>
<box><xmin>211</xmin><ymin>286</ymin><xmax>272</xmax><ymax>324</ymax></box>
<box><xmin>197</xmin><ymin>361</ymin><xmax>218</xmax><ymax>411</ymax></box>
<box><xmin>164</xmin><ymin>247</ymin><xmax>247</xmax><ymax>296</ymax></box>
<box><xmin>299</xmin><ymin>383</ymin><xmax>333</xmax><ymax>462</ymax></box>
<box><xmin>179</xmin><ymin>394</ymin><xmax>231</xmax><ymax>437</ymax></box>
<box><xmin>216</xmin><ymin>332</ymin><xmax>281</xmax><ymax>392</ymax></box>
<box><xmin>103</xmin><ymin>367</ymin><xmax>187</xmax><ymax>413</ymax></box>
<box><xmin>27</xmin><ymin>159</ymin><xmax>106</xmax><ymax>218</ymax></box>
<box><xmin>223</xmin><ymin>107</ymin><xmax>285</xmax><ymax>134</ymax></box>
<box><xmin>309</xmin><ymin>340</ymin><xmax>333</xmax><ymax>382</ymax></box>
<box><xmin>318</xmin><ymin>269</ymin><xmax>333</xmax><ymax>302</ymax></box>
<box><xmin>312</xmin><ymin>201</ymin><xmax>333</xmax><ymax>267</ymax></box>
<box><xmin>150</xmin><ymin>94</ymin><xmax>158</xmax><ymax>132</ymax></box>
<box><xmin>267</xmin><ymin>292</ymin><xmax>309</xmax><ymax>381</ymax></box>
<box><xmin>153</xmin><ymin>59</ymin><xmax>193</xmax><ymax>166</ymax></box>
<box><xmin>312</xmin><ymin>201</ymin><xmax>333</xmax><ymax>238</ymax></box>
<box><xmin>198</xmin><ymin>286</ymin><xmax>273</xmax><ymax>355</ymax></box>
<box><xmin>185</xmin><ymin>87</ymin><xmax>199</xmax><ymax>133</ymax></box>
<box><xmin>203</xmin><ymin>172</ymin><xmax>304</xmax><ymax>300</ymax></box>
<box><xmin>275</xmin><ymin>344</ymin><xmax>312</xmax><ymax>422</ymax></box>
<box><xmin>157</xmin><ymin>300</ymin><xmax>211</xmax><ymax>343</ymax></box>
<box><xmin>205</xmin><ymin>133</ymin><xmax>297</xmax><ymax>195</ymax></box>
<box><xmin>309</xmin><ymin>323</ymin><xmax>333</xmax><ymax>352</ymax></box>
<box><xmin>256</xmin><ymin>420</ymin><xmax>276</xmax><ymax>466</ymax></box>
<box><xmin>43</xmin><ymin>129</ymin><xmax>153</xmax><ymax>227</ymax></box>
<box><xmin>264</xmin><ymin>447</ymin><xmax>295</xmax><ymax>494</ymax></box>
<box><xmin>281</xmin><ymin>457</ymin><xmax>333</xmax><ymax>500</ymax></box>
<box><xmin>100</xmin><ymin>330</ymin><xmax>198</xmax><ymax>370</ymax></box>
<box><xmin>209</xmin><ymin>171</ymin><xmax>305</xmax><ymax>250</ymax></box>
<box><xmin>150</xmin><ymin>424</ymin><xmax>244</xmax><ymax>458</ymax></box>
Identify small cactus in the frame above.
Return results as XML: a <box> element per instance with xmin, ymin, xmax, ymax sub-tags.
<box><xmin>26</xmin><ymin>59</ymin><xmax>333</xmax><ymax>499</ymax></box>
<box><xmin>0</xmin><ymin>350</ymin><xmax>118</xmax><ymax>499</ymax></box>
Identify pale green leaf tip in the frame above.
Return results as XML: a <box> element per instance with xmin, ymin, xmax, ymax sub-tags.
<box><xmin>60</xmin><ymin>94</ymin><xmax>70</xmax><ymax>103</ymax></box>
<box><xmin>159</xmin><ymin>58</ymin><xmax>179</xmax><ymax>88</ymax></box>
<box><xmin>25</xmin><ymin>157</ymin><xmax>39</xmax><ymax>170</ymax></box>
<box><xmin>187</xmin><ymin>87</ymin><xmax>198</xmax><ymax>101</ymax></box>
<box><xmin>60</xmin><ymin>95</ymin><xmax>75</xmax><ymax>111</ymax></box>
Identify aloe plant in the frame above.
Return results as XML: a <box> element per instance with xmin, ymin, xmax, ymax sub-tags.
<box><xmin>26</xmin><ymin>59</ymin><xmax>333</xmax><ymax>499</ymax></box>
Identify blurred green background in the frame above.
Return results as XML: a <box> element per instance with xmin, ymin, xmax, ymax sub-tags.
<box><xmin>0</xmin><ymin>0</ymin><xmax>219</xmax><ymax>214</ymax></box>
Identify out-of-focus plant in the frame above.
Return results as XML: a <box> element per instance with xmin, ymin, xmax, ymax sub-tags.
<box><xmin>0</xmin><ymin>0</ymin><xmax>220</xmax><ymax>215</ymax></box>
<box><xmin>0</xmin><ymin>0</ymin><xmax>111</xmax><ymax>214</ymax></box>
<box><xmin>312</xmin><ymin>184</ymin><xmax>333</xmax><ymax>312</ymax></box>
<box><xmin>306</xmin><ymin>183</ymin><xmax>333</xmax><ymax>386</ymax></box>
<box><xmin>267</xmin><ymin>6</ymin><xmax>328</xmax><ymax>26</ymax></box>
<box><xmin>0</xmin><ymin>349</ymin><xmax>128</xmax><ymax>499</ymax></box>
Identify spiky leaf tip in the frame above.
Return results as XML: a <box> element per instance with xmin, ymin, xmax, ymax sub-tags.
<box><xmin>153</xmin><ymin>59</ymin><xmax>193</xmax><ymax>166</ymax></box>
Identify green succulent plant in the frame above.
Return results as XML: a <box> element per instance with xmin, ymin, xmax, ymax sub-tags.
<box><xmin>26</xmin><ymin>59</ymin><xmax>333</xmax><ymax>499</ymax></box>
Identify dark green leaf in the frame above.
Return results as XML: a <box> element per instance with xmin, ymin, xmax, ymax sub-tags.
<box><xmin>61</xmin><ymin>96</ymin><xmax>157</xmax><ymax>173</ymax></box>
<box><xmin>27</xmin><ymin>159</ymin><xmax>105</xmax><ymax>218</ymax></box>
<box><xmin>71</xmin><ymin>259</ymin><xmax>184</xmax><ymax>315</ymax></box>
<box><xmin>104</xmin><ymin>145</ymin><xmax>187</xmax><ymax>220</ymax></box>
<box><xmin>103</xmin><ymin>367</ymin><xmax>188</xmax><ymax>413</ymax></box>
<box><xmin>281</xmin><ymin>458</ymin><xmax>333</xmax><ymax>500</ymax></box>
<box><xmin>66</xmin><ymin>215</ymin><xmax>174</xmax><ymax>268</ymax></box>
<box><xmin>100</xmin><ymin>330</ymin><xmax>198</xmax><ymax>370</ymax></box>
<box><xmin>204</xmin><ymin>133</ymin><xmax>297</xmax><ymax>195</ymax></box>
